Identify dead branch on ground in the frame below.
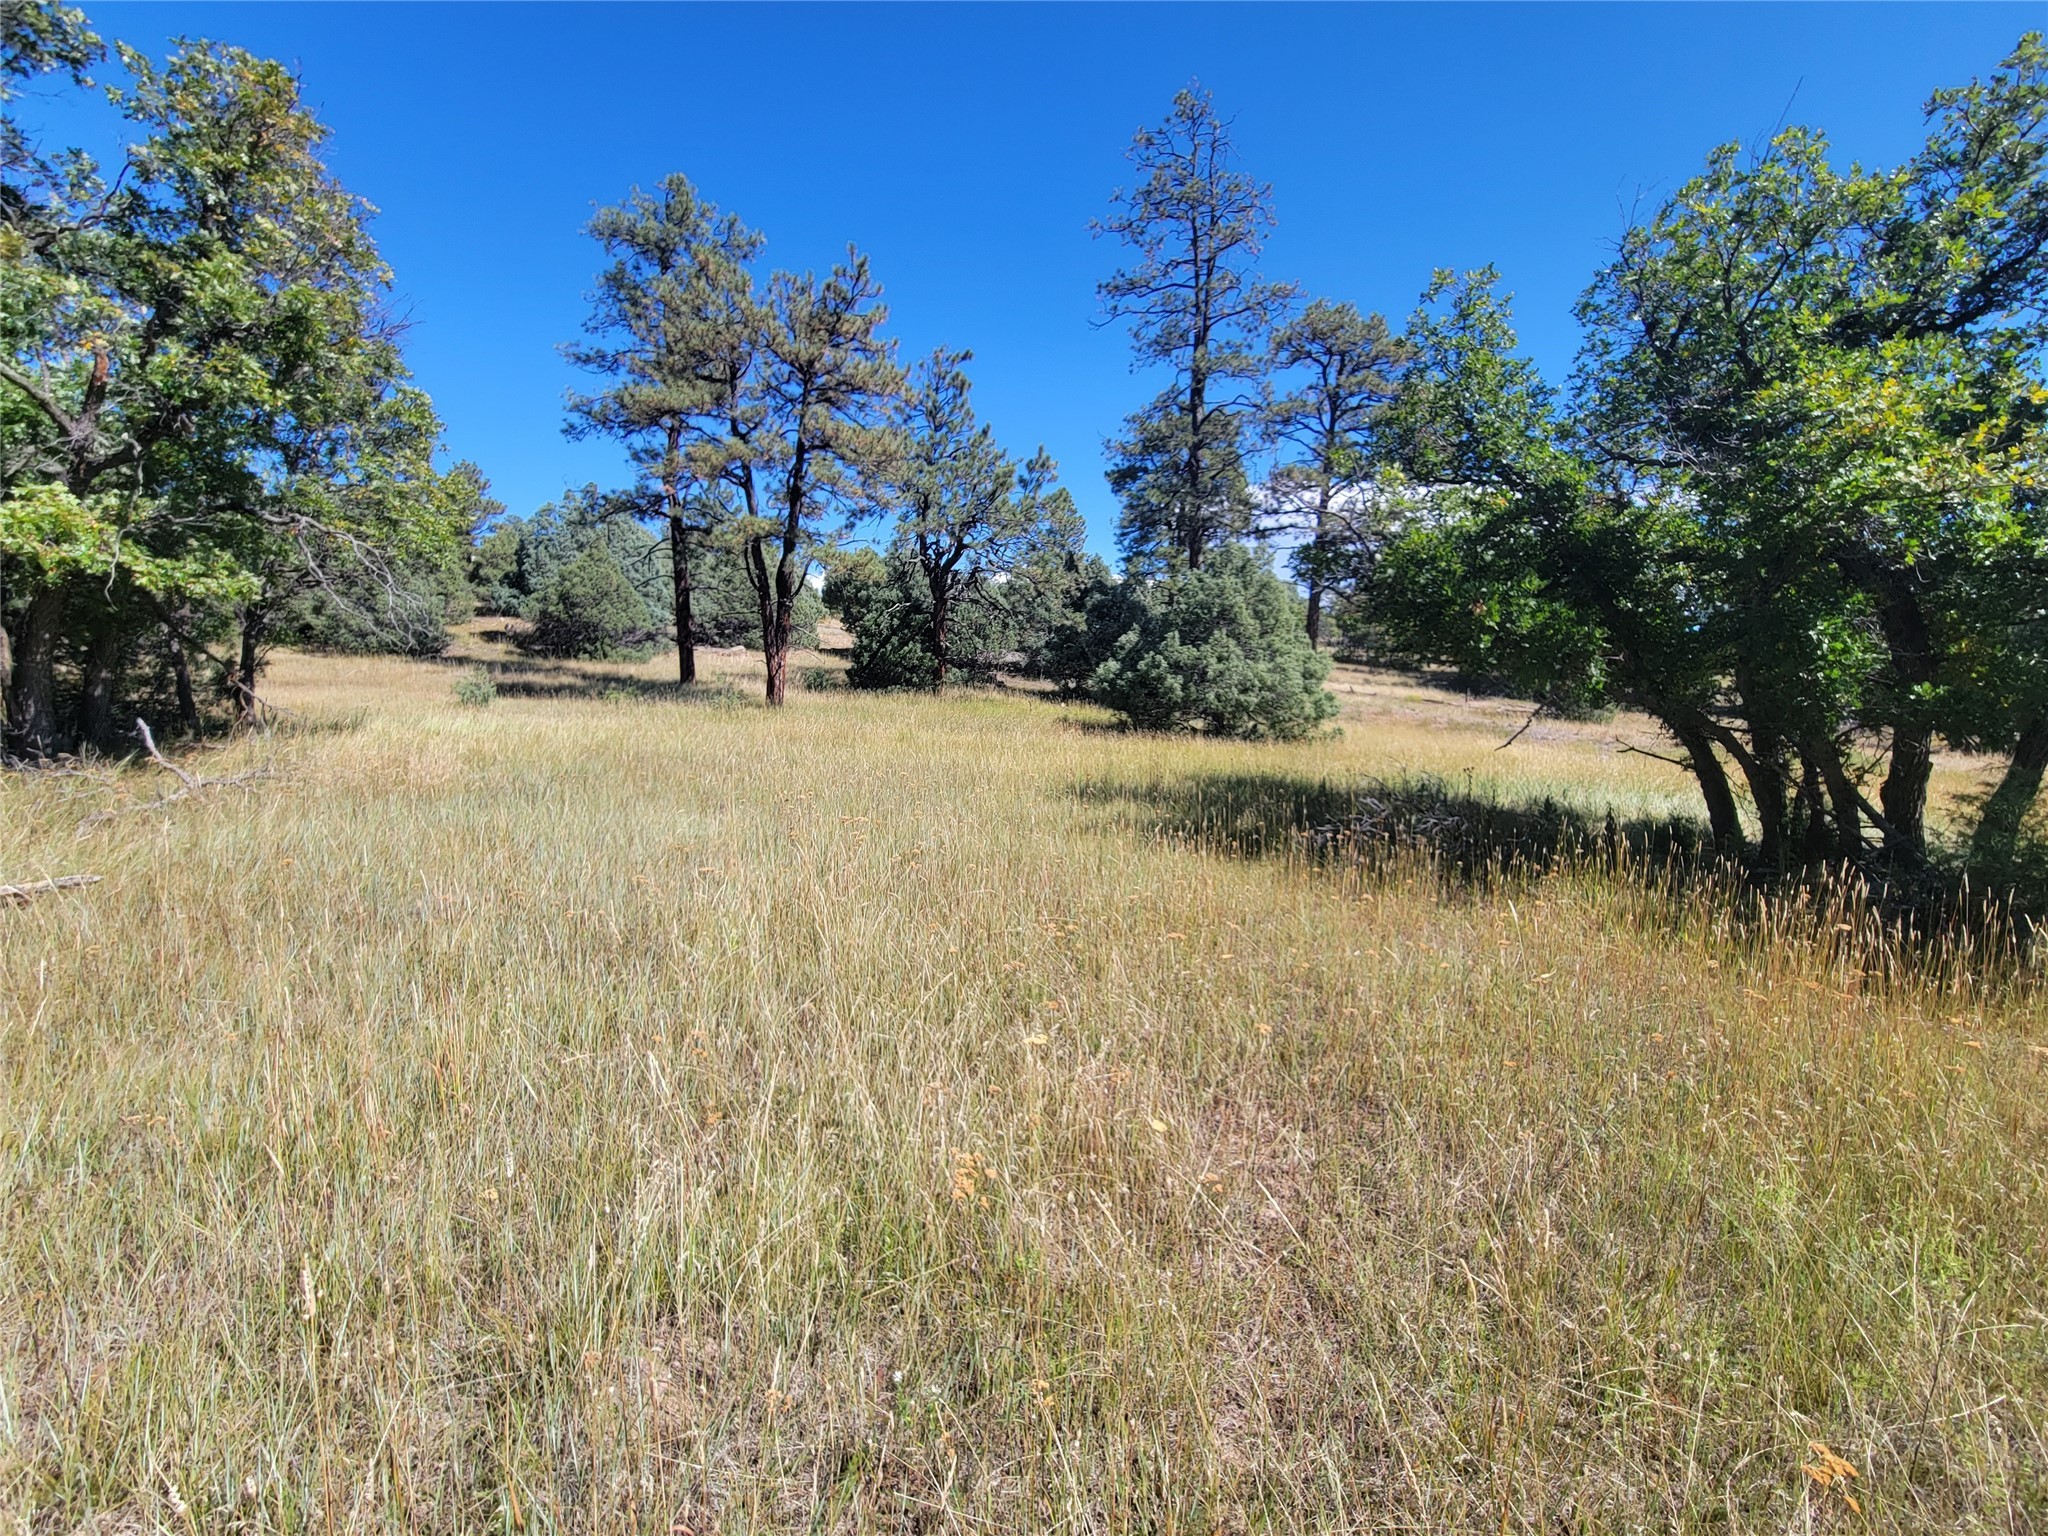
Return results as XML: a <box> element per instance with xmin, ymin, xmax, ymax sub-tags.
<box><xmin>1</xmin><ymin>874</ymin><xmax>102</xmax><ymax>902</ymax></box>
<box><xmin>74</xmin><ymin>719</ymin><xmax>275</xmax><ymax>834</ymax></box>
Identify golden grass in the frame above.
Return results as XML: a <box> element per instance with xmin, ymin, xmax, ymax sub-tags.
<box><xmin>1</xmin><ymin>640</ymin><xmax>2043</xmax><ymax>1533</ymax></box>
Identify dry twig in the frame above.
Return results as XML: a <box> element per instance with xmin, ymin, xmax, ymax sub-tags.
<box><xmin>0</xmin><ymin>874</ymin><xmax>102</xmax><ymax>903</ymax></box>
<box><xmin>74</xmin><ymin>720</ymin><xmax>275</xmax><ymax>835</ymax></box>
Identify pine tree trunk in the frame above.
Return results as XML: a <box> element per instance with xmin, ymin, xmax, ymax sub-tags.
<box><xmin>166</xmin><ymin>619</ymin><xmax>201</xmax><ymax>737</ymax></box>
<box><xmin>763</xmin><ymin>555</ymin><xmax>795</xmax><ymax>707</ymax></box>
<box><xmin>932</xmin><ymin>595</ymin><xmax>950</xmax><ymax>689</ymax></box>
<box><xmin>747</xmin><ymin>538</ymin><xmax>779</xmax><ymax>705</ymax></box>
<box><xmin>7</xmin><ymin>586</ymin><xmax>66</xmax><ymax>758</ymax></box>
<box><xmin>1305</xmin><ymin>485</ymin><xmax>1333</xmax><ymax>647</ymax></box>
<box><xmin>765</xmin><ymin>610</ymin><xmax>790</xmax><ymax>705</ymax></box>
<box><xmin>669</xmin><ymin>516</ymin><xmax>697</xmax><ymax>685</ymax></box>
<box><xmin>1970</xmin><ymin>710</ymin><xmax>2048</xmax><ymax>872</ymax></box>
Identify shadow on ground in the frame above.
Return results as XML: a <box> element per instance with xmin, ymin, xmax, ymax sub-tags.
<box><xmin>433</xmin><ymin>659</ymin><xmax>750</xmax><ymax>705</ymax></box>
<box><xmin>1078</xmin><ymin>770</ymin><xmax>1713</xmax><ymax>891</ymax></box>
<box><xmin>1080</xmin><ymin>769</ymin><xmax>2047</xmax><ymax>976</ymax></box>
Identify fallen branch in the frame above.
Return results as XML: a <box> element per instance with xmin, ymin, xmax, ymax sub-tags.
<box><xmin>1617</xmin><ymin>741</ymin><xmax>1696</xmax><ymax>771</ymax></box>
<box><xmin>1496</xmin><ymin>703</ymin><xmax>1544</xmax><ymax>751</ymax></box>
<box><xmin>0</xmin><ymin>874</ymin><xmax>102</xmax><ymax>902</ymax></box>
<box><xmin>136</xmin><ymin>718</ymin><xmax>197</xmax><ymax>788</ymax></box>
<box><xmin>74</xmin><ymin>720</ymin><xmax>275</xmax><ymax>834</ymax></box>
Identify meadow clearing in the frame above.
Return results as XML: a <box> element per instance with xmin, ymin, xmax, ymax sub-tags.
<box><xmin>1</xmin><ymin>637</ymin><xmax>2044</xmax><ymax>1534</ymax></box>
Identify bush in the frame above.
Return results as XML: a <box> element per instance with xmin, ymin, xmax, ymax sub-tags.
<box><xmin>1086</xmin><ymin>544</ymin><xmax>1338</xmax><ymax>739</ymax></box>
<box><xmin>847</xmin><ymin>611</ymin><xmax>941</xmax><ymax>688</ymax></box>
<box><xmin>1041</xmin><ymin>565</ymin><xmax>1148</xmax><ymax>695</ymax></box>
<box><xmin>837</xmin><ymin>548</ymin><xmax>1099</xmax><ymax>690</ymax></box>
<box><xmin>452</xmin><ymin>667</ymin><xmax>497</xmax><ymax>707</ymax></box>
<box><xmin>524</xmin><ymin>546</ymin><xmax>653</xmax><ymax>660</ymax></box>
<box><xmin>278</xmin><ymin>546</ymin><xmax>471</xmax><ymax>658</ymax></box>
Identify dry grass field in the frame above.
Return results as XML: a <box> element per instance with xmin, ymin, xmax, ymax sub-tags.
<box><xmin>2</xmin><ymin>635</ymin><xmax>2044</xmax><ymax>1533</ymax></box>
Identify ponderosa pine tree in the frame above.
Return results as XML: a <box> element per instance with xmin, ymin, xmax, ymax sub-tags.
<box><xmin>1261</xmin><ymin>299</ymin><xmax>1409</xmax><ymax>646</ymax></box>
<box><xmin>734</xmin><ymin>254</ymin><xmax>901</xmax><ymax>705</ymax></box>
<box><xmin>883</xmin><ymin>347</ymin><xmax>1081</xmax><ymax>685</ymax></box>
<box><xmin>566</xmin><ymin>175</ymin><xmax>764</xmax><ymax>684</ymax></box>
<box><xmin>1096</xmin><ymin>85</ymin><xmax>1293</xmax><ymax>574</ymax></box>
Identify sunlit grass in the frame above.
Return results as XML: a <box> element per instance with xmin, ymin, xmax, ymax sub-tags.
<box><xmin>1</xmin><ymin>641</ymin><xmax>2042</xmax><ymax>1532</ymax></box>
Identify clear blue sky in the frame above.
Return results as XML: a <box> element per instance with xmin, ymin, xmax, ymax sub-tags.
<box><xmin>35</xmin><ymin>3</ymin><xmax>2036</xmax><ymax>553</ymax></box>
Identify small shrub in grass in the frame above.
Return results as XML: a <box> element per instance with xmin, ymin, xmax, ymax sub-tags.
<box><xmin>452</xmin><ymin>667</ymin><xmax>496</xmax><ymax>707</ymax></box>
<box><xmin>1088</xmin><ymin>543</ymin><xmax>1339</xmax><ymax>739</ymax></box>
<box><xmin>523</xmin><ymin>545</ymin><xmax>654</xmax><ymax>660</ymax></box>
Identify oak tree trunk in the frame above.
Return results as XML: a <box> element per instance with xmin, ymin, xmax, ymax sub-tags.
<box><xmin>0</xmin><ymin>553</ymin><xmax>12</xmax><ymax>732</ymax></box>
<box><xmin>1970</xmin><ymin>710</ymin><xmax>2048</xmax><ymax>872</ymax></box>
<box><xmin>1878</xmin><ymin>723</ymin><xmax>1934</xmax><ymax>865</ymax></box>
<box><xmin>1669</xmin><ymin>715</ymin><xmax>1744</xmax><ymax>856</ymax></box>
<box><xmin>7</xmin><ymin>586</ymin><xmax>67</xmax><ymax>757</ymax></box>
<box><xmin>1803</xmin><ymin>736</ymin><xmax>1865</xmax><ymax>864</ymax></box>
<box><xmin>166</xmin><ymin>618</ymin><xmax>202</xmax><ymax>737</ymax></box>
<box><xmin>78</xmin><ymin>618</ymin><xmax>125</xmax><ymax>753</ymax></box>
<box><xmin>235</xmin><ymin>608</ymin><xmax>265</xmax><ymax>725</ymax></box>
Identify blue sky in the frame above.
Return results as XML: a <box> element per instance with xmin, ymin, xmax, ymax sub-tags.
<box><xmin>30</xmin><ymin>3</ymin><xmax>2035</xmax><ymax>553</ymax></box>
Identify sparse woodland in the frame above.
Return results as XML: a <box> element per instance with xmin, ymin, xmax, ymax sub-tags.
<box><xmin>2</xmin><ymin>5</ymin><xmax>2047</xmax><ymax>1532</ymax></box>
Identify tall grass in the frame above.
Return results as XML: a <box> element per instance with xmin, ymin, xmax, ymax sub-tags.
<box><xmin>1</xmin><ymin>644</ymin><xmax>2042</xmax><ymax>1532</ymax></box>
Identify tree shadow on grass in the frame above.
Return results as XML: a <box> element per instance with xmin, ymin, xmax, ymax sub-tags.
<box><xmin>1077</xmin><ymin>770</ymin><xmax>1715</xmax><ymax>893</ymax></box>
<box><xmin>1077</xmin><ymin>769</ymin><xmax>2045</xmax><ymax>976</ymax></box>
<box><xmin>447</xmin><ymin>660</ymin><xmax>749</xmax><ymax>706</ymax></box>
<box><xmin>490</xmin><ymin>670</ymin><xmax>685</xmax><ymax>703</ymax></box>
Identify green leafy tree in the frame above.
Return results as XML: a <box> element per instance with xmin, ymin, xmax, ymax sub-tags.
<box><xmin>1373</xmin><ymin>270</ymin><xmax>1757</xmax><ymax>853</ymax></box>
<box><xmin>2</xmin><ymin>11</ymin><xmax>465</xmax><ymax>749</ymax></box>
<box><xmin>1574</xmin><ymin>34</ymin><xmax>2048</xmax><ymax>867</ymax></box>
<box><xmin>1096</xmin><ymin>84</ymin><xmax>1293</xmax><ymax>574</ymax></box>
<box><xmin>1088</xmin><ymin>543</ymin><xmax>1336</xmax><ymax>738</ymax></box>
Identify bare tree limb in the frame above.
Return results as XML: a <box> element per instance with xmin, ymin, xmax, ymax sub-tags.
<box><xmin>135</xmin><ymin>717</ymin><xmax>196</xmax><ymax>789</ymax></box>
<box><xmin>1496</xmin><ymin>703</ymin><xmax>1544</xmax><ymax>751</ymax></box>
<box><xmin>1617</xmin><ymin>741</ymin><xmax>1697</xmax><ymax>771</ymax></box>
<box><xmin>1</xmin><ymin>874</ymin><xmax>101</xmax><ymax>902</ymax></box>
<box><xmin>73</xmin><ymin>720</ymin><xmax>275</xmax><ymax>834</ymax></box>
